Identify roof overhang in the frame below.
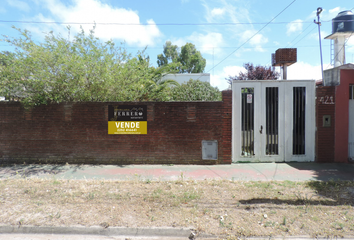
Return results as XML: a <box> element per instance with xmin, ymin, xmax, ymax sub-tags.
<box><xmin>325</xmin><ymin>31</ymin><xmax>353</xmax><ymax>39</ymax></box>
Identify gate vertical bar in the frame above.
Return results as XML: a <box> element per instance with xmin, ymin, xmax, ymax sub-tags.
<box><xmin>241</xmin><ymin>88</ymin><xmax>255</xmax><ymax>157</ymax></box>
<box><xmin>265</xmin><ymin>87</ymin><xmax>279</xmax><ymax>155</ymax></box>
<box><xmin>250</xmin><ymin>90</ymin><xmax>254</xmax><ymax>156</ymax></box>
<box><xmin>266</xmin><ymin>88</ymin><xmax>269</xmax><ymax>155</ymax></box>
<box><xmin>242</xmin><ymin>91</ymin><xmax>245</xmax><ymax>156</ymax></box>
<box><xmin>293</xmin><ymin>87</ymin><xmax>306</xmax><ymax>155</ymax></box>
<box><xmin>349</xmin><ymin>85</ymin><xmax>354</xmax><ymax>160</ymax></box>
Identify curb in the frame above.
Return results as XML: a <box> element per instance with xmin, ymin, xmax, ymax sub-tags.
<box><xmin>0</xmin><ymin>225</ymin><xmax>216</xmax><ymax>238</ymax></box>
<box><xmin>1</xmin><ymin>226</ymin><xmax>354</xmax><ymax>239</ymax></box>
<box><xmin>245</xmin><ymin>238</ymin><xmax>354</xmax><ymax>240</ymax></box>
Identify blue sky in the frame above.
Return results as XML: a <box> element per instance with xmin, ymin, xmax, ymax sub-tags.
<box><xmin>1</xmin><ymin>0</ymin><xmax>354</xmax><ymax>90</ymax></box>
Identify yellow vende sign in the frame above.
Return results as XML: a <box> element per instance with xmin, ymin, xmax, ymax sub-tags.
<box><xmin>108</xmin><ymin>121</ymin><xmax>147</xmax><ymax>134</ymax></box>
<box><xmin>108</xmin><ymin>105</ymin><xmax>147</xmax><ymax>135</ymax></box>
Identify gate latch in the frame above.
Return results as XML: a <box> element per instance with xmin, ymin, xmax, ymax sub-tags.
<box><xmin>259</xmin><ymin>125</ymin><xmax>263</xmax><ymax>134</ymax></box>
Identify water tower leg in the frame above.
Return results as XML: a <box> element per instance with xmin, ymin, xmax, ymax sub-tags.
<box><xmin>334</xmin><ymin>37</ymin><xmax>346</xmax><ymax>67</ymax></box>
<box><xmin>283</xmin><ymin>65</ymin><xmax>287</xmax><ymax>80</ymax></box>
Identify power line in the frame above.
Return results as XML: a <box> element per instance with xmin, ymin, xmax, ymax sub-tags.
<box><xmin>0</xmin><ymin>44</ymin><xmax>330</xmax><ymax>50</ymax></box>
<box><xmin>0</xmin><ymin>19</ymin><xmax>351</xmax><ymax>26</ymax></box>
<box><xmin>263</xmin><ymin>23</ymin><xmax>317</xmax><ymax>66</ymax></box>
<box><xmin>267</xmin><ymin>7</ymin><xmax>354</xmax><ymax>68</ymax></box>
<box><xmin>0</xmin><ymin>44</ymin><xmax>330</xmax><ymax>49</ymax></box>
<box><xmin>290</xmin><ymin>26</ymin><xmax>317</xmax><ymax>47</ymax></box>
<box><xmin>286</xmin><ymin>23</ymin><xmax>314</xmax><ymax>47</ymax></box>
<box><xmin>205</xmin><ymin>0</ymin><xmax>298</xmax><ymax>75</ymax></box>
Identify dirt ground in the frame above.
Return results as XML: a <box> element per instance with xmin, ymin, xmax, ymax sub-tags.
<box><xmin>0</xmin><ymin>178</ymin><xmax>354</xmax><ymax>238</ymax></box>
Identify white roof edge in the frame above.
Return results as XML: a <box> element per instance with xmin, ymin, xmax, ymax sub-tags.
<box><xmin>164</xmin><ymin>73</ymin><xmax>210</xmax><ymax>76</ymax></box>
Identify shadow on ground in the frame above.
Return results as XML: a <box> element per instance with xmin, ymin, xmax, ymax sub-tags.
<box><xmin>286</xmin><ymin>163</ymin><xmax>354</xmax><ymax>181</ymax></box>
<box><xmin>0</xmin><ymin>164</ymin><xmax>95</xmax><ymax>178</ymax></box>
<box><xmin>0</xmin><ymin>164</ymin><xmax>131</xmax><ymax>179</ymax></box>
<box><xmin>239</xmin><ymin>180</ymin><xmax>354</xmax><ymax>207</ymax></box>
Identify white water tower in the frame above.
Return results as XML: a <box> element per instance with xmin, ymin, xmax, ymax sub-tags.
<box><xmin>325</xmin><ymin>10</ymin><xmax>354</xmax><ymax>67</ymax></box>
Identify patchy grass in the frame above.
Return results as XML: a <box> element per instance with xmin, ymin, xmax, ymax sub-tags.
<box><xmin>0</xmin><ymin>179</ymin><xmax>354</xmax><ymax>238</ymax></box>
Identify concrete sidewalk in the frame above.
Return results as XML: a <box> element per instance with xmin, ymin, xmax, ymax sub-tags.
<box><xmin>1</xmin><ymin>162</ymin><xmax>354</xmax><ymax>181</ymax></box>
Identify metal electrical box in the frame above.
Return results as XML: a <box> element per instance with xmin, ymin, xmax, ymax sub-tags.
<box><xmin>323</xmin><ymin>115</ymin><xmax>331</xmax><ymax>127</ymax></box>
<box><xmin>202</xmin><ymin>140</ymin><xmax>218</xmax><ymax>160</ymax></box>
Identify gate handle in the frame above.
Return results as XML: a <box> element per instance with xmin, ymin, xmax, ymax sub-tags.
<box><xmin>259</xmin><ymin>125</ymin><xmax>263</xmax><ymax>134</ymax></box>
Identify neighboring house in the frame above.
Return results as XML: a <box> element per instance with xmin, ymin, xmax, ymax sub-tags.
<box><xmin>161</xmin><ymin>73</ymin><xmax>210</xmax><ymax>85</ymax></box>
<box><xmin>317</xmin><ymin>64</ymin><xmax>354</xmax><ymax>163</ymax></box>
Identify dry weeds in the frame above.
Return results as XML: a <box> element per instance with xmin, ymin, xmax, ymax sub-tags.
<box><xmin>0</xmin><ymin>177</ymin><xmax>354</xmax><ymax>238</ymax></box>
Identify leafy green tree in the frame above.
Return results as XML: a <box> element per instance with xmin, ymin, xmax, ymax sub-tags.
<box><xmin>157</xmin><ymin>41</ymin><xmax>179</xmax><ymax>67</ymax></box>
<box><xmin>1</xmin><ymin>27</ymin><xmax>218</xmax><ymax>107</ymax></box>
<box><xmin>179</xmin><ymin>43</ymin><xmax>206</xmax><ymax>73</ymax></box>
<box><xmin>226</xmin><ymin>63</ymin><xmax>280</xmax><ymax>85</ymax></box>
<box><xmin>170</xmin><ymin>79</ymin><xmax>221</xmax><ymax>101</ymax></box>
<box><xmin>0</xmin><ymin>51</ymin><xmax>14</xmax><ymax>67</ymax></box>
<box><xmin>157</xmin><ymin>41</ymin><xmax>206</xmax><ymax>73</ymax></box>
<box><xmin>0</xmin><ymin>51</ymin><xmax>19</xmax><ymax>101</ymax></box>
<box><xmin>0</xmin><ymin>26</ymin><xmax>177</xmax><ymax>107</ymax></box>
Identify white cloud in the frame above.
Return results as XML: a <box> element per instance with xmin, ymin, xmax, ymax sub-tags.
<box><xmin>31</xmin><ymin>0</ymin><xmax>162</xmax><ymax>46</ymax></box>
<box><xmin>203</xmin><ymin>1</ymin><xmax>251</xmax><ymax>27</ymax></box>
<box><xmin>329</xmin><ymin>7</ymin><xmax>341</xmax><ymax>15</ymax></box>
<box><xmin>211</xmin><ymin>65</ymin><xmax>246</xmax><ymax>90</ymax></box>
<box><xmin>325</xmin><ymin>7</ymin><xmax>343</xmax><ymax>20</ymax></box>
<box><xmin>6</xmin><ymin>0</ymin><xmax>30</xmax><ymax>12</ymax></box>
<box><xmin>173</xmin><ymin>39</ymin><xmax>187</xmax><ymax>48</ymax></box>
<box><xmin>287</xmin><ymin>19</ymin><xmax>303</xmax><ymax>36</ymax></box>
<box><xmin>24</xmin><ymin>13</ymin><xmax>68</xmax><ymax>38</ymax></box>
<box><xmin>187</xmin><ymin>32</ymin><xmax>224</xmax><ymax>55</ymax></box>
<box><xmin>309</xmin><ymin>30</ymin><xmax>330</xmax><ymax>41</ymax></box>
<box><xmin>202</xmin><ymin>0</ymin><xmax>264</xmax><ymax>57</ymax></box>
<box><xmin>309</xmin><ymin>7</ymin><xmax>344</xmax><ymax>22</ymax></box>
<box><xmin>170</xmin><ymin>31</ymin><xmax>224</xmax><ymax>56</ymax></box>
<box><xmin>286</xmin><ymin>61</ymin><xmax>329</xmax><ymax>80</ymax></box>
<box><xmin>211</xmin><ymin>8</ymin><xmax>225</xmax><ymax>17</ymax></box>
<box><xmin>240</xmin><ymin>30</ymin><xmax>268</xmax><ymax>52</ymax></box>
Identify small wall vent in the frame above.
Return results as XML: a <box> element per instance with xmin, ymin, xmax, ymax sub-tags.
<box><xmin>202</xmin><ymin>140</ymin><xmax>218</xmax><ymax>160</ymax></box>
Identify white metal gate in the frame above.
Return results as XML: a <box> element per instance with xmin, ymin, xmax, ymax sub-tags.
<box><xmin>232</xmin><ymin>80</ymin><xmax>316</xmax><ymax>162</ymax></box>
<box><xmin>349</xmin><ymin>85</ymin><xmax>354</xmax><ymax>161</ymax></box>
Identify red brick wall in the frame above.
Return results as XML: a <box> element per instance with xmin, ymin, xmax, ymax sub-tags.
<box><xmin>0</xmin><ymin>91</ymin><xmax>232</xmax><ymax>165</ymax></box>
<box><xmin>316</xmin><ymin>86</ymin><xmax>336</xmax><ymax>162</ymax></box>
<box><xmin>334</xmin><ymin>69</ymin><xmax>354</xmax><ymax>162</ymax></box>
<box><xmin>221</xmin><ymin>91</ymin><xmax>232</xmax><ymax>164</ymax></box>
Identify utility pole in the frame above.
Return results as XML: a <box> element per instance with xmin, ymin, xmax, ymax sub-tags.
<box><xmin>314</xmin><ymin>7</ymin><xmax>324</xmax><ymax>81</ymax></box>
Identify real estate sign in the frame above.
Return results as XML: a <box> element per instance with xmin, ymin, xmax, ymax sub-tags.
<box><xmin>108</xmin><ymin>105</ymin><xmax>147</xmax><ymax>134</ymax></box>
